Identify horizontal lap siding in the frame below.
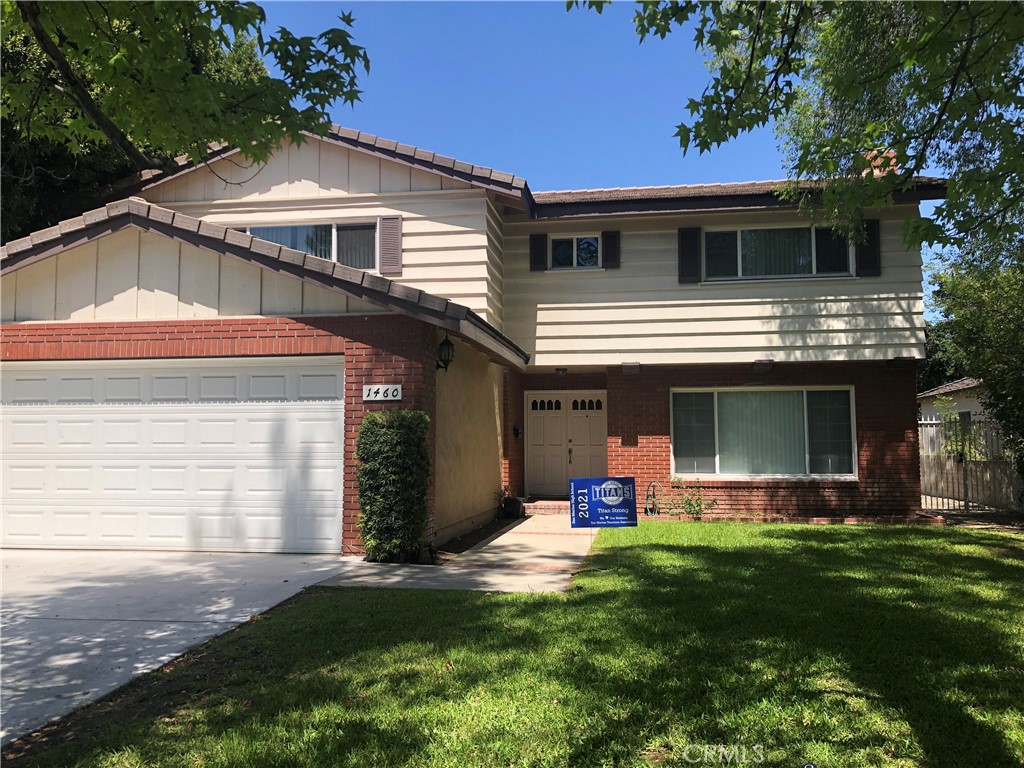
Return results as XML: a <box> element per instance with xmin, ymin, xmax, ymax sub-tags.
<box><xmin>485</xmin><ymin>199</ymin><xmax>505</xmax><ymax>331</ymax></box>
<box><xmin>141</xmin><ymin>141</ymin><xmax>498</xmax><ymax>327</ymax></box>
<box><xmin>502</xmin><ymin>209</ymin><xmax>926</xmax><ymax>365</ymax></box>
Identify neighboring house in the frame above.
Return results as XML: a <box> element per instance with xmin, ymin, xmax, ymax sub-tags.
<box><xmin>918</xmin><ymin>377</ymin><xmax>986</xmax><ymax>422</ymax></box>
<box><xmin>0</xmin><ymin>126</ymin><xmax>945</xmax><ymax>554</ymax></box>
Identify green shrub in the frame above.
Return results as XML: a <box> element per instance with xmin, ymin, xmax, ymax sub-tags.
<box><xmin>356</xmin><ymin>409</ymin><xmax>431</xmax><ymax>562</ymax></box>
<box><xmin>669</xmin><ymin>478</ymin><xmax>718</xmax><ymax>520</ymax></box>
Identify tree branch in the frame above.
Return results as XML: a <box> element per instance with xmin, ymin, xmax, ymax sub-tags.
<box><xmin>915</xmin><ymin>8</ymin><xmax>977</xmax><ymax>163</ymax></box>
<box><xmin>16</xmin><ymin>0</ymin><xmax>176</xmax><ymax>172</ymax></box>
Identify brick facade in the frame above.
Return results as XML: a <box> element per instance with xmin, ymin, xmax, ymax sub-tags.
<box><xmin>3</xmin><ymin>313</ymin><xmax>924</xmax><ymax>545</ymax></box>
<box><xmin>1</xmin><ymin>315</ymin><xmax>439</xmax><ymax>554</ymax></box>
<box><xmin>505</xmin><ymin>361</ymin><xmax>921</xmax><ymax>517</ymax></box>
<box><xmin>501</xmin><ymin>368</ymin><xmax>525</xmax><ymax>497</ymax></box>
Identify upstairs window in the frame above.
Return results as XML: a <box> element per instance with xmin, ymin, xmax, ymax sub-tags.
<box><xmin>550</xmin><ymin>235</ymin><xmax>600</xmax><ymax>269</ymax></box>
<box><xmin>704</xmin><ymin>226</ymin><xmax>851</xmax><ymax>280</ymax></box>
<box><xmin>250</xmin><ymin>223</ymin><xmax>378</xmax><ymax>270</ymax></box>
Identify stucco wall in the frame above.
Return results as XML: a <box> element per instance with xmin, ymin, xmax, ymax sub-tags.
<box><xmin>433</xmin><ymin>337</ymin><xmax>503</xmax><ymax>544</ymax></box>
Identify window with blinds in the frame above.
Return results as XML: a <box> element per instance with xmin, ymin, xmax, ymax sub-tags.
<box><xmin>671</xmin><ymin>388</ymin><xmax>855</xmax><ymax>476</ymax></box>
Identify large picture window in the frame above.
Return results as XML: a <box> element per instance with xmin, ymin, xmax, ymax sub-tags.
<box><xmin>249</xmin><ymin>223</ymin><xmax>378</xmax><ymax>270</ymax></box>
<box><xmin>704</xmin><ymin>226</ymin><xmax>851</xmax><ymax>280</ymax></box>
<box><xmin>671</xmin><ymin>388</ymin><xmax>855</xmax><ymax>476</ymax></box>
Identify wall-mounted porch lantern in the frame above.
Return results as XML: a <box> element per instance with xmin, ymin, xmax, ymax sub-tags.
<box><xmin>436</xmin><ymin>332</ymin><xmax>455</xmax><ymax>371</ymax></box>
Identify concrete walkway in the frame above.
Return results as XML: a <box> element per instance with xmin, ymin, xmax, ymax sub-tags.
<box><xmin>319</xmin><ymin>515</ymin><xmax>593</xmax><ymax>593</ymax></box>
<box><xmin>1</xmin><ymin>550</ymin><xmax>346</xmax><ymax>744</ymax></box>
<box><xmin>2</xmin><ymin>517</ymin><xmax>591</xmax><ymax>743</ymax></box>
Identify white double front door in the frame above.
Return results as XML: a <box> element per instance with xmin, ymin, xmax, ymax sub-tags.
<box><xmin>526</xmin><ymin>390</ymin><xmax>608</xmax><ymax>497</ymax></box>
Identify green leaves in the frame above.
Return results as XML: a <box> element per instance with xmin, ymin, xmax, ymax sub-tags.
<box><xmin>356</xmin><ymin>410</ymin><xmax>432</xmax><ymax>563</ymax></box>
<box><xmin>933</xmin><ymin>227</ymin><xmax>1024</xmax><ymax>481</ymax></box>
<box><xmin>1</xmin><ymin>1</ymin><xmax>369</xmax><ymax>171</ymax></box>
<box><xmin>581</xmin><ymin>1</ymin><xmax>1024</xmax><ymax>249</ymax></box>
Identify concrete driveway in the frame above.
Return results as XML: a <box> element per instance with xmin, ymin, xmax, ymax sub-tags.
<box><xmin>0</xmin><ymin>549</ymin><xmax>347</xmax><ymax>744</ymax></box>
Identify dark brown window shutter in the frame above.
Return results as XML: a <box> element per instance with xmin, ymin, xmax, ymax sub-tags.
<box><xmin>529</xmin><ymin>233</ymin><xmax>548</xmax><ymax>271</ymax></box>
<box><xmin>678</xmin><ymin>227</ymin><xmax>701</xmax><ymax>284</ymax></box>
<box><xmin>602</xmin><ymin>231</ymin><xmax>620</xmax><ymax>269</ymax></box>
<box><xmin>378</xmin><ymin>216</ymin><xmax>403</xmax><ymax>276</ymax></box>
<box><xmin>855</xmin><ymin>219</ymin><xmax>881</xmax><ymax>277</ymax></box>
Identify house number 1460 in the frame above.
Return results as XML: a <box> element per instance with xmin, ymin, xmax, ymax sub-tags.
<box><xmin>362</xmin><ymin>384</ymin><xmax>403</xmax><ymax>402</ymax></box>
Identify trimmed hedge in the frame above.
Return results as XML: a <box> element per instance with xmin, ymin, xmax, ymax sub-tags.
<box><xmin>355</xmin><ymin>409</ymin><xmax>431</xmax><ymax>562</ymax></box>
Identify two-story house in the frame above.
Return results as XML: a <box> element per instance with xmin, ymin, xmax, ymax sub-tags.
<box><xmin>0</xmin><ymin>127</ymin><xmax>944</xmax><ymax>554</ymax></box>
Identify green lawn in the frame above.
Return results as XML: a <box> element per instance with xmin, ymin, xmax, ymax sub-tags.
<box><xmin>9</xmin><ymin>524</ymin><xmax>1024</xmax><ymax>768</ymax></box>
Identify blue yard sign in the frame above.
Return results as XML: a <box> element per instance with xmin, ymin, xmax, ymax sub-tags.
<box><xmin>570</xmin><ymin>477</ymin><xmax>638</xmax><ymax>528</ymax></box>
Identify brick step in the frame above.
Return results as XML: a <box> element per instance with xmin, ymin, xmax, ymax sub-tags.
<box><xmin>524</xmin><ymin>500</ymin><xmax>570</xmax><ymax>515</ymax></box>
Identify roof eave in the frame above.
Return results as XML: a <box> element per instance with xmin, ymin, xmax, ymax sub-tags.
<box><xmin>530</xmin><ymin>182</ymin><xmax>948</xmax><ymax>220</ymax></box>
<box><xmin>109</xmin><ymin>128</ymin><xmax>533</xmax><ymax>212</ymax></box>
<box><xmin>1</xmin><ymin>198</ymin><xmax>530</xmax><ymax>370</ymax></box>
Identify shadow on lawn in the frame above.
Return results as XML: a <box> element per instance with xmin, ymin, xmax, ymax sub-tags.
<box><xmin>7</xmin><ymin>526</ymin><xmax>1023</xmax><ymax>768</ymax></box>
<box><xmin>568</xmin><ymin>525</ymin><xmax>1024</xmax><ymax>767</ymax></box>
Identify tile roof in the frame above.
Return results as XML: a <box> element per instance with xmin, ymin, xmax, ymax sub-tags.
<box><xmin>0</xmin><ymin>198</ymin><xmax>530</xmax><ymax>369</ymax></box>
<box><xmin>322</xmin><ymin>125</ymin><xmax>529</xmax><ymax>195</ymax></box>
<box><xmin>917</xmin><ymin>377</ymin><xmax>983</xmax><ymax>399</ymax></box>
<box><xmin>118</xmin><ymin>124</ymin><xmax>531</xmax><ymax>203</ymax></box>
<box><xmin>110</xmin><ymin>126</ymin><xmax>946</xmax><ymax>219</ymax></box>
<box><xmin>527</xmin><ymin>176</ymin><xmax>946</xmax><ymax>218</ymax></box>
<box><xmin>532</xmin><ymin>177</ymin><xmax>948</xmax><ymax>204</ymax></box>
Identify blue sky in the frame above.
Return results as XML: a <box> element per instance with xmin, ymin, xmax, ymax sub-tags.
<box><xmin>262</xmin><ymin>1</ymin><xmax>786</xmax><ymax>191</ymax></box>
<box><xmin>263</xmin><ymin>1</ymin><xmax>941</xmax><ymax>314</ymax></box>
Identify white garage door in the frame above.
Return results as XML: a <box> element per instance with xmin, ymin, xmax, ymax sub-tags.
<box><xmin>1</xmin><ymin>357</ymin><xmax>344</xmax><ymax>553</ymax></box>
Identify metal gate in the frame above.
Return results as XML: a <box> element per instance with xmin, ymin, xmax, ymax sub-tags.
<box><xmin>919</xmin><ymin>417</ymin><xmax>1023</xmax><ymax>512</ymax></box>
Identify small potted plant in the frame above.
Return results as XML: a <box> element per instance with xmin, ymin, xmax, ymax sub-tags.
<box><xmin>494</xmin><ymin>485</ymin><xmax>522</xmax><ymax>518</ymax></box>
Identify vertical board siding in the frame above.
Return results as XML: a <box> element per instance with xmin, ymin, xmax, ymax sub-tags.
<box><xmin>55</xmin><ymin>244</ymin><xmax>98</xmax><ymax>321</ymax></box>
<box><xmin>13</xmin><ymin>258</ymin><xmax>56</xmax><ymax>322</ymax></box>
<box><xmin>1</xmin><ymin>270</ymin><xmax>16</xmax><ymax>322</ymax></box>
<box><xmin>137</xmin><ymin>235</ymin><xmax>181</xmax><ymax>319</ymax></box>
<box><xmin>219</xmin><ymin>257</ymin><xmax>262</xmax><ymax>316</ymax></box>
<box><xmin>94</xmin><ymin>229</ymin><xmax>140</xmax><ymax>319</ymax></box>
<box><xmin>288</xmin><ymin>139</ymin><xmax>321</xmax><ymax>199</ymax></box>
<box><xmin>4</xmin><ymin>229</ymin><xmax>376</xmax><ymax>321</ymax></box>
<box><xmin>502</xmin><ymin>210</ymin><xmax>926</xmax><ymax>364</ymax></box>
<box><xmin>303</xmin><ymin>283</ymin><xmax>349</xmax><ymax>315</ymax></box>
<box><xmin>138</xmin><ymin>140</ymin><xmax>501</xmax><ymax>325</ymax></box>
<box><xmin>177</xmin><ymin>243</ymin><xmax>219</xmax><ymax>318</ymax></box>
<box><xmin>260</xmin><ymin>271</ymin><xmax>302</xmax><ymax>316</ymax></box>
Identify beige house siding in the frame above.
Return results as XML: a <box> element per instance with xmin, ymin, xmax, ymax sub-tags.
<box><xmin>139</xmin><ymin>140</ymin><xmax>500</xmax><ymax>327</ymax></box>
<box><xmin>485</xmin><ymin>198</ymin><xmax>505</xmax><ymax>331</ymax></box>
<box><xmin>502</xmin><ymin>207</ymin><xmax>926</xmax><ymax>365</ymax></box>
<box><xmin>1</xmin><ymin>227</ymin><xmax>381</xmax><ymax>322</ymax></box>
<box><xmin>142</xmin><ymin>139</ymin><xmax>473</xmax><ymax>203</ymax></box>
<box><xmin>433</xmin><ymin>338</ymin><xmax>503</xmax><ymax>544</ymax></box>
